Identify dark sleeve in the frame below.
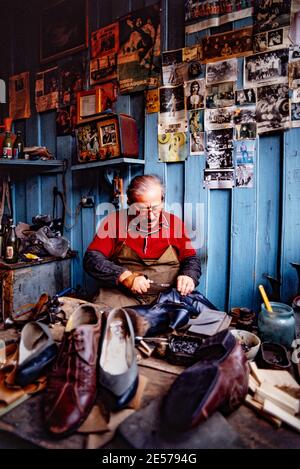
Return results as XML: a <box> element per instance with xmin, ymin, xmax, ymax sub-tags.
<box><xmin>179</xmin><ymin>254</ymin><xmax>202</xmax><ymax>287</ymax></box>
<box><xmin>83</xmin><ymin>250</ymin><xmax>127</xmax><ymax>288</ymax></box>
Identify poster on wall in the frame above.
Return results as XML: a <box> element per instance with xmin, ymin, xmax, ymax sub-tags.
<box><xmin>253</xmin><ymin>0</ymin><xmax>291</xmax><ymax>35</ymax></box>
<box><xmin>185</xmin><ymin>79</ymin><xmax>205</xmax><ymax>110</ymax></box>
<box><xmin>206</xmin><ymin>59</ymin><xmax>238</xmax><ymax>85</ymax></box>
<box><xmin>162</xmin><ymin>49</ymin><xmax>189</xmax><ymax>86</ymax></box>
<box><xmin>206</xmin><ymin>128</ymin><xmax>234</xmax><ymax>169</ymax></box>
<box><xmin>158</xmin><ymin>85</ymin><xmax>187</xmax><ymax>134</ymax></box>
<box><xmin>256</xmin><ymin>83</ymin><xmax>290</xmax><ymax>133</ymax></box>
<box><xmin>90</xmin><ymin>22</ymin><xmax>119</xmax><ymax>84</ymax></box>
<box><xmin>35</xmin><ymin>67</ymin><xmax>59</xmax><ymax>113</ymax></box>
<box><xmin>202</xmin><ymin>27</ymin><xmax>253</xmax><ymax>62</ymax></box>
<box><xmin>158</xmin><ymin>132</ymin><xmax>188</xmax><ymax>162</ymax></box>
<box><xmin>118</xmin><ymin>3</ymin><xmax>161</xmax><ymax>94</ymax></box>
<box><xmin>9</xmin><ymin>71</ymin><xmax>31</xmax><ymax>120</ymax></box>
<box><xmin>185</xmin><ymin>0</ymin><xmax>253</xmax><ymax>35</ymax></box>
<box><xmin>244</xmin><ymin>49</ymin><xmax>289</xmax><ymax>88</ymax></box>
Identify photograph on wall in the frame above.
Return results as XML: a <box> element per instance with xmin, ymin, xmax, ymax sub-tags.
<box><xmin>202</xmin><ymin>27</ymin><xmax>253</xmax><ymax>62</ymax></box>
<box><xmin>244</xmin><ymin>49</ymin><xmax>289</xmax><ymax>87</ymax></box>
<box><xmin>9</xmin><ymin>71</ymin><xmax>31</xmax><ymax>120</ymax></box>
<box><xmin>291</xmin><ymin>102</ymin><xmax>300</xmax><ymax>127</ymax></box>
<box><xmin>289</xmin><ymin>60</ymin><xmax>300</xmax><ymax>89</ymax></box>
<box><xmin>185</xmin><ymin>79</ymin><xmax>205</xmax><ymax>110</ymax></box>
<box><xmin>203</xmin><ymin>169</ymin><xmax>235</xmax><ymax>189</ymax></box>
<box><xmin>185</xmin><ymin>0</ymin><xmax>253</xmax><ymax>34</ymax></box>
<box><xmin>205</xmin><ymin>106</ymin><xmax>235</xmax><ymax>130</ymax></box>
<box><xmin>91</xmin><ymin>22</ymin><xmax>119</xmax><ymax>59</ymax></box>
<box><xmin>291</xmin><ymin>87</ymin><xmax>300</xmax><ymax>103</ymax></box>
<box><xmin>206</xmin><ymin>82</ymin><xmax>235</xmax><ymax>109</ymax></box>
<box><xmin>162</xmin><ymin>49</ymin><xmax>189</xmax><ymax>86</ymax></box>
<box><xmin>158</xmin><ymin>132</ymin><xmax>188</xmax><ymax>162</ymax></box>
<box><xmin>56</xmin><ymin>105</ymin><xmax>77</xmax><ymax>136</ymax></box>
<box><xmin>145</xmin><ymin>88</ymin><xmax>160</xmax><ymax>113</ymax></box>
<box><xmin>235</xmin><ymin>88</ymin><xmax>256</xmax><ymax>106</ymax></box>
<box><xmin>183</xmin><ymin>45</ymin><xmax>203</xmax><ymax>80</ymax></box>
<box><xmin>158</xmin><ymin>84</ymin><xmax>187</xmax><ymax>134</ymax></box>
<box><xmin>190</xmin><ymin>131</ymin><xmax>205</xmax><ymax>155</ymax></box>
<box><xmin>289</xmin><ymin>45</ymin><xmax>300</xmax><ymax>62</ymax></box>
<box><xmin>234</xmin><ymin>107</ymin><xmax>256</xmax><ymax>125</ymax></box>
<box><xmin>59</xmin><ymin>59</ymin><xmax>86</xmax><ymax>107</ymax></box>
<box><xmin>253</xmin><ymin>28</ymin><xmax>291</xmax><ymax>53</ymax></box>
<box><xmin>90</xmin><ymin>55</ymin><xmax>118</xmax><ymax>85</ymax></box>
<box><xmin>189</xmin><ymin>109</ymin><xmax>204</xmax><ymax>133</ymax></box>
<box><xmin>206</xmin><ymin>58</ymin><xmax>238</xmax><ymax>85</ymax></box>
<box><xmin>35</xmin><ymin>67</ymin><xmax>59</xmax><ymax>113</ymax></box>
<box><xmin>118</xmin><ymin>3</ymin><xmax>160</xmax><ymax>94</ymax></box>
<box><xmin>235</xmin><ymin>122</ymin><xmax>257</xmax><ymax>140</ymax></box>
<box><xmin>256</xmin><ymin>83</ymin><xmax>290</xmax><ymax>133</ymax></box>
<box><xmin>253</xmin><ymin>0</ymin><xmax>291</xmax><ymax>34</ymax></box>
<box><xmin>206</xmin><ymin>128</ymin><xmax>233</xmax><ymax>169</ymax></box>
<box><xmin>235</xmin><ymin>164</ymin><xmax>254</xmax><ymax>188</ymax></box>
<box><xmin>234</xmin><ymin>139</ymin><xmax>255</xmax><ymax>165</ymax></box>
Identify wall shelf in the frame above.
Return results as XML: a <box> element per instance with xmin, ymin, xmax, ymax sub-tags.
<box><xmin>0</xmin><ymin>159</ymin><xmax>63</xmax><ymax>173</ymax></box>
<box><xmin>71</xmin><ymin>158</ymin><xmax>145</xmax><ymax>171</ymax></box>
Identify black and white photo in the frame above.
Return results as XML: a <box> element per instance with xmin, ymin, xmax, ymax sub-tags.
<box><xmin>185</xmin><ymin>79</ymin><xmax>205</xmax><ymax>110</ymax></box>
<box><xmin>205</xmin><ymin>107</ymin><xmax>235</xmax><ymax>130</ymax></box>
<box><xmin>203</xmin><ymin>169</ymin><xmax>235</xmax><ymax>189</ymax></box>
<box><xmin>235</xmin><ymin>164</ymin><xmax>254</xmax><ymax>188</ymax></box>
<box><xmin>256</xmin><ymin>83</ymin><xmax>289</xmax><ymax>133</ymax></box>
<box><xmin>206</xmin><ymin>59</ymin><xmax>238</xmax><ymax>85</ymax></box>
<box><xmin>190</xmin><ymin>131</ymin><xmax>205</xmax><ymax>155</ymax></box>
<box><xmin>291</xmin><ymin>102</ymin><xmax>300</xmax><ymax>127</ymax></box>
<box><xmin>206</xmin><ymin>82</ymin><xmax>235</xmax><ymax>109</ymax></box>
<box><xmin>235</xmin><ymin>88</ymin><xmax>256</xmax><ymax>106</ymax></box>
<box><xmin>235</xmin><ymin>123</ymin><xmax>257</xmax><ymax>140</ymax></box>
<box><xmin>162</xmin><ymin>49</ymin><xmax>189</xmax><ymax>86</ymax></box>
<box><xmin>254</xmin><ymin>0</ymin><xmax>291</xmax><ymax>34</ymax></box>
<box><xmin>159</xmin><ymin>85</ymin><xmax>187</xmax><ymax>134</ymax></box>
<box><xmin>234</xmin><ymin>107</ymin><xmax>256</xmax><ymax>125</ymax></box>
<box><xmin>244</xmin><ymin>49</ymin><xmax>289</xmax><ymax>87</ymax></box>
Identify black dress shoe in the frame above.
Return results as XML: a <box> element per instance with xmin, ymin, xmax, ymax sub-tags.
<box><xmin>157</xmin><ymin>288</ymin><xmax>218</xmax><ymax>314</ymax></box>
<box><xmin>127</xmin><ymin>301</ymin><xmax>198</xmax><ymax>336</ymax></box>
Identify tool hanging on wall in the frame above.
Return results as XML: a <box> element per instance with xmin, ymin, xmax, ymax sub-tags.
<box><xmin>113</xmin><ymin>173</ymin><xmax>124</xmax><ymax>209</ymax></box>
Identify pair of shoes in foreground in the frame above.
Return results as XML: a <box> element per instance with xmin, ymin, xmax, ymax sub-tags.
<box><xmin>43</xmin><ymin>304</ymin><xmax>138</xmax><ymax>437</ymax></box>
<box><xmin>161</xmin><ymin>329</ymin><xmax>249</xmax><ymax>431</ymax></box>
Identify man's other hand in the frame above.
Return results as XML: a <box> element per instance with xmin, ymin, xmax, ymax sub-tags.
<box><xmin>177</xmin><ymin>275</ymin><xmax>195</xmax><ymax>296</ymax></box>
<box><xmin>132</xmin><ymin>275</ymin><xmax>151</xmax><ymax>294</ymax></box>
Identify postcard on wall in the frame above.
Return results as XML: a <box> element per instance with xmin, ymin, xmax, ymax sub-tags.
<box><xmin>118</xmin><ymin>3</ymin><xmax>161</xmax><ymax>94</ymax></box>
<box><xmin>158</xmin><ymin>85</ymin><xmax>187</xmax><ymax>134</ymax></box>
<box><xmin>90</xmin><ymin>54</ymin><xmax>118</xmax><ymax>85</ymax></box>
<box><xmin>253</xmin><ymin>28</ymin><xmax>291</xmax><ymax>53</ymax></box>
<box><xmin>206</xmin><ymin>59</ymin><xmax>238</xmax><ymax>85</ymax></box>
<box><xmin>190</xmin><ymin>131</ymin><xmax>205</xmax><ymax>155</ymax></box>
<box><xmin>289</xmin><ymin>60</ymin><xmax>300</xmax><ymax>89</ymax></box>
<box><xmin>185</xmin><ymin>79</ymin><xmax>205</xmax><ymax>111</ymax></box>
<box><xmin>145</xmin><ymin>88</ymin><xmax>159</xmax><ymax>113</ymax></box>
<box><xmin>162</xmin><ymin>49</ymin><xmax>189</xmax><ymax>86</ymax></box>
<box><xmin>185</xmin><ymin>0</ymin><xmax>253</xmax><ymax>34</ymax></box>
<box><xmin>235</xmin><ymin>164</ymin><xmax>254</xmax><ymax>188</ymax></box>
<box><xmin>235</xmin><ymin>88</ymin><xmax>256</xmax><ymax>106</ymax></box>
<box><xmin>206</xmin><ymin>82</ymin><xmax>235</xmax><ymax>109</ymax></box>
<box><xmin>253</xmin><ymin>0</ymin><xmax>291</xmax><ymax>34</ymax></box>
<box><xmin>244</xmin><ymin>49</ymin><xmax>289</xmax><ymax>88</ymax></box>
<box><xmin>203</xmin><ymin>169</ymin><xmax>235</xmax><ymax>190</ymax></box>
<box><xmin>91</xmin><ymin>22</ymin><xmax>119</xmax><ymax>59</ymax></box>
<box><xmin>9</xmin><ymin>71</ymin><xmax>31</xmax><ymax>120</ymax></box>
<box><xmin>256</xmin><ymin>83</ymin><xmax>290</xmax><ymax>134</ymax></box>
<box><xmin>35</xmin><ymin>67</ymin><xmax>59</xmax><ymax>113</ymax></box>
<box><xmin>158</xmin><ymin>132</ymin><xmax>188</xmax><ymax>162</ymax></box>
<box><xmin>291</xmin><ymin>102</ymin><xmax>300</xmax><ymax>127</ymax></box>
<box><xmin>205</xmin><ymin>107</ymin><xmax>235</xmax><ymax>131</ymax></box>
<box><xmin>202</xmin><ymin>27</ymin><xmax>253</xmax><ymax>63</ymax></box>
<box><xmin>234</xmin><ymin>139</ymin><xmax>255</xmax><ymax>165</ymax></box>
<box><xmin>235</xmin><ymin>122</ymin><xmax>257</xmax><ymax>140</ymax></box>
<box><xmin>189</xmin><ymin>110</ymin><xmax>204</xmax><ymax>133</ymax></box>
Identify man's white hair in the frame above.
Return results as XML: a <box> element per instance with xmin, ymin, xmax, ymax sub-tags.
<box><xmin>127</xmin><ymin>174</ymin><xmax>165</xmax><ymax>204</ymax></box>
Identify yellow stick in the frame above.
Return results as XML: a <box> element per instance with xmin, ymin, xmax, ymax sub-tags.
<box><xmin>259</xmin><ymin>285</ymin><xmax>273</xmax><ymax>312</ymax></box>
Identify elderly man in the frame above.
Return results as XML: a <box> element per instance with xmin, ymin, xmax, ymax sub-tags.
<box><xmin>84</xmin><ymin>174</ymin><xmax>203</xmax><ymax>309</ymax></box>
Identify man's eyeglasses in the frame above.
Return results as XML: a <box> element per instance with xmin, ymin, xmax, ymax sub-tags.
<box><xmin>130</xmin><ymin>203</ymin><xmax>163</xmax><ymax>215</ymax></box>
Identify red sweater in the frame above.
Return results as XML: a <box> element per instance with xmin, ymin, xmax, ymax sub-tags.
<box><xmin>87</xmin><ymin>209</ymin><xmax>196</xmax><ymax>261</ymax></box>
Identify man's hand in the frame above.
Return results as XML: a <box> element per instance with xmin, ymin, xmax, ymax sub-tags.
<box><xmin>131</xmin><ymin>275</ymin><xmax>151</xmax><ymax>294</ymax></box>
<box><xmin>177</xmin><ymin>275</ymin><xmax>195</xmax><ymax>296</ymax></box>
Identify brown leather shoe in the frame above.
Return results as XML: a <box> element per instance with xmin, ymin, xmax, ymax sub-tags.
<box><xmin>162</xmin><ymin>330</ymin><xmax>249</xmax><ymax>431</ymax></box>
<box><xmin>44</xmin><ymin>303</ymin><xmax>102</xmax><ymax>437</ymax></box>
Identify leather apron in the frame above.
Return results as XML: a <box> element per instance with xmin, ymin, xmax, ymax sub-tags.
<box><xmin>93</xmin><ymin>241</ymin><xmax>180</xmax><ymax>309</ymax></box>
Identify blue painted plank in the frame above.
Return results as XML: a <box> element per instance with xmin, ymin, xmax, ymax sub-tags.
<box><xmin>206</xmin><ymin>189</ymin><xmax>231</xmax><ymax>311</ymax></box>
<box><xmin>40</xmin><ymin>111</ymin><xmax>57</xmax><ymax>157</ymax></box>
<box><xmin>281</xmin><ymin>129</ymin><xmax>300</xmax><ymax>303</ymax></box>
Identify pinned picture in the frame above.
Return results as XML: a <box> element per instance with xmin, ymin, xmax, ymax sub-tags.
<box><xmin>235</xmin><ymin>123</ymin><xmax>257</xmax><ymax>140</ymax></box>
<box><xmin>254</xmin><ymin>28</ymin><xmax>290</xmax><ymax>53</ymax></box>
<box><xmin>291</xmin><ymin>102</ymin><xmax>300</xmax><ymax>127</ymax></box>
<box><xmin>256</xmin><ymin>83</ymin><xmax>289</xmax><ymax>133</ymax></box>
<box><xmin>206</xmin><ymin>82</ymin><xmax>235</xmax><ymax>109</ymax></box>
<box><xmin>235</xmin><ymin>88</ymin><xmax>256</xmax><ymax>106</ymax></box>
<box><xmin>190</xmin><ymin>131</ymin><xmax>205</xmax><ymax>155</ymax></box>
<box><xmin>205</xmin><ymin>107</ymin><xmax>235</xmax><ymax>130</ymax></box>
<box><xmin>189</xmin><ymin>110</ymin><xmax>204</xmax><ymax>134</ymax></box>
<box><xmin>185</xmin><ymin>79</ymin><xmax>205</xmax><ymax>110</ymax></box>
<box><xmin>254</xmin><ymin>0</ymin><xmax>291</xmax><ymax>34</ymax></box>
<box><xmin>158</xmin><ymin>132</ymin><xmax>188</xmax><ymax>162</ymax></box>
<box><xmin>206</xmin><ymin>58</ymin><xmax>238</xmax><ymax>85</ymax></box>
<box><xmin>158</xmin><ymin>85</ymin><xmax>187</xmax><ymax>134</ymax></box>
<box><xmin>202</xmin><ymin>27</ymin><xmax>253</xmax><ymax>62</ymax></box>
<box><xmin>244</xmin><ymin>49</ymin><xmax>289</xmax><ymax>87</ymax></box>
<box><xmin>289</xmin><ymin>60</ymin><xmax>300</xmax><ymax>89</ymax></box>
<box><xmin>203</xmin><ymin>169</ymin><xmax>235</xmax><ymax>190</ymax></box>
<box><xmin>162</xmin><ymin>48</ymin><xmax>189</xmax><ymax>86</ymax></box>
<box><xmin>234</xmin><ymin>139</ymin><xmax>255</xmax><ymax>165</ymax></box>
<box><xmin>234</xmin><ymin>107</ymin><xmax>256</xmax><ymax>125</ymax></box>
<box><xmin>235</xmin><ymin>165</ymin><xmax>254</xmax><ymax>188</ymax></box>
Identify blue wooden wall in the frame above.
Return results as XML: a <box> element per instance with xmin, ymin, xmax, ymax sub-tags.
<box><xmin>0</xmin><ymin>0</ymin><xmax>300</xmax><ymax>312</ymax></box>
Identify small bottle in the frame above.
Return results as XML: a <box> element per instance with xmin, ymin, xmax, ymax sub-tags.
<box><xmin>13</xmin><ymin>130</ymin><xmax>24</xmax><ymax>159</ymax></box>
<box><xmin>2</xmin><ymin>131</ymin><xmax>13</xmax><ymax>159</ymax></box>
<box><xmin>4</xmin><ymin>223</ymin><xmax>18</xmax><ymax>264</ymax></box>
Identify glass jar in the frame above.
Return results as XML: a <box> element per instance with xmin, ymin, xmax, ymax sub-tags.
<box><xmin>258</xmin><ymin>302</ymin><xmax>295</xmax><ymax>348</ymax></box>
